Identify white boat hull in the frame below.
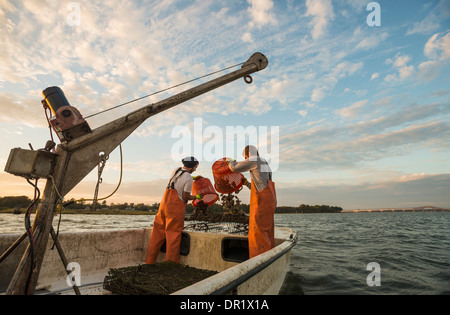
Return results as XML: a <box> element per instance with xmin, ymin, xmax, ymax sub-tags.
<box><xmin>0</xmin><ymin>227</ymin><xmax>297</xmax><ymax>295</ymax></box>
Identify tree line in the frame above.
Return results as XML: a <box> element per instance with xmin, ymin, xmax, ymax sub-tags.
<box><xmin>276</xmin><ymin>204</ymin><xmax>343</xmax><ymax>213</ymax></box>
<box><xmin>0</xmin><ymin>196</ymin><xmax>342</xmax><ymax>214</ymax></box>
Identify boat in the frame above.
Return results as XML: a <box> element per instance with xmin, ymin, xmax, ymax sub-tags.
<box><xmin>0</xmin><ymin>225</ymin><xmax>297</xmax><ymax>295</ymax></box>
<box><xmin>1</xmin><ymin>52</ymin><xmax>281</xmax><ymax>295</ymax></box>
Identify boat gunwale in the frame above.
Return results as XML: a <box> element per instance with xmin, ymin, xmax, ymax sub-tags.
<box><xmin>173</xmin><ymin>228</ymin><xmax>298</xmax><ymax>295</ymax></box>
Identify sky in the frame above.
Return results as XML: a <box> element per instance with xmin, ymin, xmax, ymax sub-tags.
<box><xmin>0</xmin><ymin>0</ymin><xmax>449</xmax><ymax>210</ymax></box>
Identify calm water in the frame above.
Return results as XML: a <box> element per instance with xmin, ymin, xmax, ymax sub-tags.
<box><xmin>277</xmin><ymin>212</ymin><xmax>450</xmax><ymax>295</ymax></box>
<box><xmin>1</xmin><ymin>212</ymin><xmax>449</xmax><ymax>295</ymax></box>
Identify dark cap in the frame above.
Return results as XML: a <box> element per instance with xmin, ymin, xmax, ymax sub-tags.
<box><xmin>182</xmin><ymin>156</ymin><xmax>199</xmax><ymax>168</ymax></box>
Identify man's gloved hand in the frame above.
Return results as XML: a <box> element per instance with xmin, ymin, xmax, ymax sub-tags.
<box><xmin>195</xmin><ymin>194</ymin><xmax>203</xmax><ymax>200</ymax></box>
<box><xmin>225</xmin><ymin>157</ymin><xmax>235</xmax><ymax>163</ymax></box>
<box><xmin>242</xmin><ymin>177</ymin><xmax>251</xmax><ymax>189</ymax></box>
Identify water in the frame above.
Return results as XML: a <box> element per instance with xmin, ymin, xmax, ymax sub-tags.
<box><xmin>0</xmin><ymin>213</ymin><xmax>155</xmax><ymax>234</ymax></box>
<box><xmin>1</xmin><ymin>212</ymin><xmax>449</xmax><ymax>295</ymax></box>
<box><xmin>277</xmin><ymin>212</ymin><xmax>450</xmax><ymax>295</ymax></box>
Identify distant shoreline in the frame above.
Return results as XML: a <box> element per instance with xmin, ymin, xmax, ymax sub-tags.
<box><xmin>0</xmin><ymin>209</ymin><xmax>157</xmax><ymax>215</ymax></box>
<box><xmin>0</xmin><ymin>197</ymin><xmax>344</xmax><ymax>214</ymax></box>
<box><xmin>1</xmin><ymin>208</ymin><xmax>341</xmax><ymax>215</ymax></box>
<box><xmin>1</xmin><ymin>209</ymin><xmax>448</xmax><ymax>216</ymax></box>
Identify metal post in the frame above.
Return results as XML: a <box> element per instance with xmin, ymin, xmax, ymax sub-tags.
<box><xmin>50</xmin><ymin>227</ymin><xmax>81</xmax><ymax>295</ymax></box>
<box><xmin>0</xmin><ymin>232</ymin><xmax>27</xmax><ymax>264</ymax></box>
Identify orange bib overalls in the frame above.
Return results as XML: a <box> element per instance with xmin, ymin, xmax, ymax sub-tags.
<box><xmin>249</xmin><ymin>179</ymin><xmax>277</xmax><ymax>258</ymax></box>
<box><xmin>145</xmin><ymin>168</ymin><xmax>187</xmax><ymax>264</ymax></box>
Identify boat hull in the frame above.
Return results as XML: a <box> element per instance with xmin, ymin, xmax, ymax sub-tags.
<box><xmin>0</xmin><ymin>227</ymin><xmax>297</xmax><ymax>295</ymax></box>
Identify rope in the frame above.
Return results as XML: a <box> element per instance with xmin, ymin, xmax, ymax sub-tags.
<box><xmin>49</xmin><ymin>175</ymin><xmax>64</xmax><ymax>200</ymax></box>
<box><xmin>84</xmin><ymin>62</ymin><xmax>244</xmax><ymax>119</ymax></box>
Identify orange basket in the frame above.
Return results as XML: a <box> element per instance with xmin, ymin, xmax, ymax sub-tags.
<box><xmin>212</xmin><ymin>158</ymin><xmax>244</xmax><ymax>194</ymax></box>
<box><xmin>192</xmin><ymin>177</ymin><xmax>219</xmax><ymax>206</ymax></box>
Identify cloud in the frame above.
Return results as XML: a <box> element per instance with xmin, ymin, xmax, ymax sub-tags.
<box><xmin>406</xmin><ymin>0</ymin><xmax>449</xmax><ymax>35</ymax></box>
<box><xmin>308</xmin><ymin>61</ymin><xmax>363</xmax><ymax>104</ymax></box>
<box><xmin>344</xmin><ymin>122</ymin><xmax>448</xmax><ymax>157</ymax></box>
<box><xmin>329</xmin><ymin>61</ymin><xmax>363</xmax><ymax>78</ymax></box>
<box><xmin>424</xmin><ymin>32</ymin><xmax>450</xmax><ymax>61</ymax></box>
<box><xmin>297</xmin><ymin>110</ymin><xmax>308</xmax><ymax>117</ymax></box>
<box><xmin>311</xmin><ymin>87</ymin><xmax>326</xmax><ymax>102</ymax></box>
<box><xmin>385</xmin><ymin>53</ymin><xmax>415</xmax><ymax>82</ymax></box>
<box><xmin>241</xmin><ymin>31</ymin><xmax>253</xmax><ymax>43</ymax></box>
<box><xmin>243</xmin><ymin>0</ymin><xmax>277</xmax><ymax>43</ymax></box>
<box><xmin>247</xmin><ymin>0</ymin><xmax>277</xmax><ymax>28</ymax></box>
<box><xmin>416</xmin><ymin>31</ymin><xmax>450</xmax><ymax>82</ymax></box>
<box><xmin>418</xmin><ymin>60</ymin><xmax>442</xmax><ymax>82</ymax></box>
<box><xmin>280</xmin><ymin>101</ymin><xmax>450</xmax><ymax>171</ymax></box>
<box><xmin>64</xmin><ymin>178</ymin><xmax>168</xmax><ymax>205</ymax></box>
<box><xmin>344</xmin><ymin>0</ymin><xmax>366</xmax><ymax>11</ymax></box>
<box><xmin>305</xmin><ymin>0</ymin><xmax>334</xmax><ymax>40</ymax></box>
<box><xmin>276</xmin><ymin>173</ymin><xmax>450</xmax><ymax>209</ymax></box>
<box><xmin>355</xmin><ymin>31</ymin><xmax>389</xmax><ymax>50</ymax></box>
<box><xmin>0</xmin><ymin>92</ymin><xmax>47</xmax><ymax>128</ymax></box>
<box><xmin>407</xmin><ymin>16</ymin><xmax>440</xmax><ymax>36</ymax></box>
<box><xmin>336</xmin><ymin>100</ymin><xmax>368</xmax><ymax>118</ymax></box>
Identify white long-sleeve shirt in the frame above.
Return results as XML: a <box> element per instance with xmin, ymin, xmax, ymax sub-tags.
<box><xmin>228</xmin><ymin>157</ymin><xmax>272</xmax><ymax>192</ymax></box>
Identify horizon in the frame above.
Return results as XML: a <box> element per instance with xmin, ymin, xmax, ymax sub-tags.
<box><xmin>1</xmin><ymin>1</ymin><xmax>449</xmax><ymax>210</ymax></box>
<box><xmin>1</xmin><ymin>194</ymin><xmax>449</xmax><ymax>212</ymax></box>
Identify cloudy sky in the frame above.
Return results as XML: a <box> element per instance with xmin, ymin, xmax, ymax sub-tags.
<box><xmin>0</xmin><ymin>0</ymin><xmax>449</xmax><ymax>209</ymax></box>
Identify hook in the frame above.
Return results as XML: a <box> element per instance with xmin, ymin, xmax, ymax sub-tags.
<box><xmin>244</xmin><ymin>75</ymin><xmax>253</xmax><ymax>84</ymax></box>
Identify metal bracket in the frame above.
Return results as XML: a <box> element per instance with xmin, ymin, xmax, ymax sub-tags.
<box><xmin>241</xmin><ymin>52</ymin><xmax>269</xmax><ymax>71</ymax></box>
<box><xmin>4</xmin><ymin>148</ymin><xmax>57</xmax><ymax>179</ymax></box>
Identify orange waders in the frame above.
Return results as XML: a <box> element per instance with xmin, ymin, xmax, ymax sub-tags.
<box><xmin>249</xmin><ymin>180</ymin><xmax>277</xmax><ymax>258</ymax></box>
<box><xmin>145</xmin><ymin>169</ymin><xmax>187</xmax><ymax>264</ymax></box>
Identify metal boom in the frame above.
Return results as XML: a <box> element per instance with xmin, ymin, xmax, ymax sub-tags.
<box><xmin>9</xmin><ymin>52</ymin><xmax>268</xmax><ymax>294</ymax></box>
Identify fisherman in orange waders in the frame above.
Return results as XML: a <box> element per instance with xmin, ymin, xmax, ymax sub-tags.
<box><xmin>145</xmin><ymin>157</ymin><xmax>200</xmax><ymax>264</ymax></box>
<box><xmin>227</xmin><ymin>145</ymin><xmax>276</xmax><ymax>258</ymax></box>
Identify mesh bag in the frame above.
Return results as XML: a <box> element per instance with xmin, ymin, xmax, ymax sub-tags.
<box><xmin>103</xmin><ymin>262</ymin><xmax>218</xmax><ymax>295</ymax></box>
<box><xmin>212</xmin><ymin>158</ymin><xmax>244</xmax><ymax>194</ymax></box>
<box><xmin>192</xmin><ymin>177</ymin><xmax>218</xmax><ymax>206</ymax></box>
